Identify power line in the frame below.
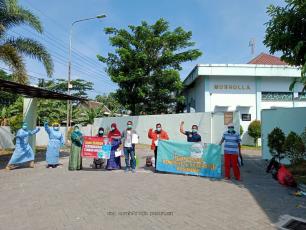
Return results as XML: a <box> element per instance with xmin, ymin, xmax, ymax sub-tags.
<box><xmin>6</xmin><ymin>30</ymin><xmax>116</xmax><ymax>87</ymax></box>
<box><xmin>8</xmin><ymin>30</ymin><xmax>111</xmax><ymax>81</ymax></box>
<box><xmin>23</xmin><ymin>0</ymin><xmax>105</xmax><ymax>57</ymax></box>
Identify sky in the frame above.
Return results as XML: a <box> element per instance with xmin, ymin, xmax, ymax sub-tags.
<box><xmin>2</xmin><ymin>0</ymin><xmax>285</xmax><ymax>98</ymax></box>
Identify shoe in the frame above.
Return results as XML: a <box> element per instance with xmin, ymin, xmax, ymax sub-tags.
<box><xmin>29</xmin><ymin>161</ymin><xmax>34</xmax><ymax>168</ymax></box>
<box><xmin>125</xmin><ymin>168</ymin><xmax>129</xmax><ymax>173</ymax></box>
<box><xmin>5</xmin><ymin>165</ymin><xmax>12</xmax><ymax>171</ymax></box>
<box><xmin>224</xmin><ymin>177</ymin><xmax>230</xmax><ymax>180</ymax></box>
<box><xmin>132</xmin><ymin>169</ymin><xmax>136</xmax><ymax>173</ymax></box>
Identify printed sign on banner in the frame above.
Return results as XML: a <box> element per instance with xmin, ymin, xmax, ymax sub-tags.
<box><xmin>81</xmin><ymin>136</ymin><xmax>111</xmax><ymax>158</ymax></box>
<box><xmin>157</xmin><ymin>140</ymin><xmax>222</xmax><ymax>178</ymax></box>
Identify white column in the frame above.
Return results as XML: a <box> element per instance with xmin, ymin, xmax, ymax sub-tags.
<box><xmin>204</xmin><ymin>76</ymin><xmax>211</xmax><ymax>112</ymax></box>
<box><xmin>23</xmin><ymin>98</ymin><xmax>38</xmax><ymax>154</ymax></box>
<box><xmin>255</xmin><ymin>77</ymin><xmax>261</xmax><ymax>120</ymax></box>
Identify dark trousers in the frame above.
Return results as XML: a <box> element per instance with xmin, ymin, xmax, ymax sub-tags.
<box><xmin>154</xmin><ymin>147</ymin><xmax>158</xmax><ymax>170</ymax></box>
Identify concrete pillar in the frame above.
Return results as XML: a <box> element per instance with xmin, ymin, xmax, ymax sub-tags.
<box><xmin>255</xmin><ymin>77</ymin><xmax>262</xmax><ymax>120</ymax></box>
<box><xmin>204</xmin><ymin>76</ymin><xmax>211</xmax><ymax>112</ymax></box>
<box><xmin>23</xmin><ymin>98</ymin><xmax>38</xmax><ymax>154</ymax></box>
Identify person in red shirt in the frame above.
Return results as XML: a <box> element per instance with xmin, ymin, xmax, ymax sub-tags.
<box><xmin>148</xmin><ymin>123</ymin><xmax>169</xmax><ymax>171</ymax></box>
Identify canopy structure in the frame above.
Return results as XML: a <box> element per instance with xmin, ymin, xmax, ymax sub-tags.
<box><xmin>0</xmin><ymin>79</ymin><xmax>88</xmax><ymax>101</ymax></box>
<box><xmin>0</xmin><ymin>79</ymin><xmax>89</xmax><ymax>151</ymax></box>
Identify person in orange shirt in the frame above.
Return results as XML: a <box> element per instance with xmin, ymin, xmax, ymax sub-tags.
<box><xmin>148</xmin><ymin>123</ymin><xmax>169</xmax><ymax>171</ymax></box>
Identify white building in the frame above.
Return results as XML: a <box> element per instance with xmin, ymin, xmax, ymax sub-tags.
<box><xmin>183</xmin><ymin>53</ymin><xmax>306</xmax><ymax>144</ymax></box>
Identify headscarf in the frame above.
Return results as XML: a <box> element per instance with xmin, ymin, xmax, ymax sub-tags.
<box><xmin>71</xmin><ymin>125</ymin><xmax>83</xmax><ymax>146</ymax></box>
<box><xmin>108</xmin><ymin>123</ymin><xmax>121</xmax><ymax>138</ymax></box>
<box><xmin>97</xmin><ymin>127</ymin><xmax>104</xmax><ymax>137</ymax></box>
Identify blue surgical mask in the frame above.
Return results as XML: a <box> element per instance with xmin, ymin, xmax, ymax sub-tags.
<box><xmin>156</xmin><ymin>128</ymin><xmax>161</xmax><ymax>132</ymax></box>
<box><xmin>22</xmin><ymin>125</ymin><xmax>27</xmax><ymax>130</ymax></box>
<box><xmin>111</xmin><ymin>127</ymin><xmax>115</xmax><ymax>131</ymax></box>
<box><xmin>228</xmin><ymin>127</ymin><xmax>234</xmax><ymax>132</ymax></box>
<box><xmin>192</xmin><ymin>129</ymin><xmax>198</xmax><ymax>133</ymax></box>
<box><xmin>127</xmin><ymin>125</ymin><xmax>132</xmax><ymax>129</ymax></box>
<box><xmin>98</xmin><ymin>131</ymin><xmax>104</xmax><ymax>135</ymax></box>
<box><xmin>54</xmin><ymin>127</ymin><xmax>59</xmax><ymax>131</ymax></box>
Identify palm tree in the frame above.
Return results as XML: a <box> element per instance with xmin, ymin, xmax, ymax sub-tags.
<box><xmin>0</xmin><ymin>0</ymin><xmax>53</xmax><ymax>84</ymax></box>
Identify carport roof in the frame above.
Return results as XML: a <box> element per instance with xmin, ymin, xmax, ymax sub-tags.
<box><xmin>0</xmin><ymin>79</ymin><xmax>88</xmax><ymax>101</ymax></box>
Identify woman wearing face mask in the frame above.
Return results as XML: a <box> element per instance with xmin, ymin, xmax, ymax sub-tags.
<box><xmin>148</xmin><ymin>123</ymin><xmax>169</xmax><ymax>171</ymax></box>
<box><xmin>5</xmin><ymin>122</ymin><xmax>40</xmax><ymax>170</ymax></box>
<box><xmin>106</xmin><ymin>123</ymin><xmax>122</xmax><ymax>170</ymax></box>
<box><xmin>92</xmin><ymin>127</ymin><xmax>105</xmax><ymax>168</ymax></box>
<box><xmin>44</xmin><ymin>122</ymin><xmax>64</xmax><ymax>168</ymax></box>
<box><xmin>68</xmin><ymin>125</ymin><xmax>83</xmax><ymax>170</ymax></box>
<box><xmin>180</xmin><ymin>121</ymin><xmax>202</xmax><ymax>143</ymax></box>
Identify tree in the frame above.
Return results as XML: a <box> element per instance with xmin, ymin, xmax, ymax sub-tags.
<box><xmin>268</xmin><ymin>127</ymin><xmax>286</xmax><ymax>161</ymax></box>
<box><xmin>0</xmin><ymin>69</ymin><xmax>19</xmax><ymax>108</ymax></box>
<box><xmin>95</xmin><ymin>93</ymin><xmax>124</xmax><ymax>115</ymax></box>
<box><xmin>284</xmin><ymin>131</ymin><xmax>305</xmax><ymax>164</ymax></box>
<box><xmin>98</xmin><ymin>18</ymin><xmax>202</xmax><ymax>115</ymax></box>
<box><xmin>248</xmin><ymin>120</ymin><xmax>261</xmax><ymax>146</ymax></box>
<box><xmin>74</xmin><ymin>107</ymin><xmax>105</xmax><ymax>125</ymax></box>
<box><xmin>240</xmin><ymin>125</ymin><xmax>244</xmax><ymax>136</ymax></box>
<box><xmin>0</xmin><ymin>0</ymin><xmax>53</xmax><ymax>84</ymax></box>
<box><xmin>264</xmin><ymin>0</ymin><xmax>306</xmax><ymax>90</ymax></box>
<box><xmin>37</xmin><ymin>78</ymin><xmax>94</xmax><ymax>124</ymax></box>
<box><xmin>39</xmin><ymin>78</ymin><xmax>93</xmax><ymax>98</ymax></box>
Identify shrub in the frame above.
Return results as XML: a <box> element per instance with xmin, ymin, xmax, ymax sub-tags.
<box><xmin>301</xmin><ymin>127</ymin><xmax>306</xmax><ymax>148</ymax></box>
<box><xmin>248</xmin><ymin>120</ymin><xmax>261</xmax><ymax>146</ymax></box>
<box><xmin>240</xmin><ymin>125</ymin><xmax>244</xmax><ymax>136</ymax></box>
<box><xmin>284</xmin><ymin>131</ymin><xmax>306</xmax><ymax>165</ymax></box>
<box><xmin>268</xmin><ymin>127</ymin><xmax>286</xmax><ymax>161</ymax></box>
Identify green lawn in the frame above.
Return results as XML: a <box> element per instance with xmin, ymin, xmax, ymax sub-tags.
<box><xmin>241</xmin><ymin>145</ymin><xmax>261</xmax><ymax>151</ymax></box>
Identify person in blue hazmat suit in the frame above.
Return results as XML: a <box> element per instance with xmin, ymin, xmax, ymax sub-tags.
<box><xmin>44</xmin><ymin>121</ymin><xmax>64</xmax><ymax>168</ymax></box>
<box><xmin>5</xmin><ymin>122</ymin><xmax>40</xmax><ymax>170</ymax></box>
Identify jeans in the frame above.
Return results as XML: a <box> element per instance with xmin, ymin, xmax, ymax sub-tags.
<box><xmin>124</xmin><ymin>147</ymin><xmax>136</xmax><ymax>169</ymax></box>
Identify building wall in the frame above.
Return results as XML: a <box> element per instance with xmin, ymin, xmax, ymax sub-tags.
<box><xmin>261</xmin><ymin>107</ymin><xmax>306</xmax><ymax>161</ymax></box>
<box><xmin>94</xmin><ymin>112</ymin><xmax>240</xmax><ymax>145</ymax></box>
<box><xmin>185</xmin><ymin>76</ymin><xmax>205</xmax><ymax>112</ymax></box>
<box><xmin>184</xmin><ymin>72</ymin><xmax>306</xmax><ymax>145</ymax></box>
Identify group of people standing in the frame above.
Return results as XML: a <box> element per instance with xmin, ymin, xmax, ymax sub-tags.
<box><xmin>5</xmin><ymin>120</ymin><xmax>242</xmax><ymax>181</ymax></box>
<box><xmin>6</xmin><ymin>121</ymin><xmax>64</xmax><ymax>170</ymax></box>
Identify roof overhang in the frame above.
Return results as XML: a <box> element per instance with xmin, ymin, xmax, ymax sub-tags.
<box><xmin>0</xmin><ymin>79</ymin><xmax>88</xmax><ymax>101</ymax></box>
<box><xmin>184</xmin><ymin>64</ymin><xmax>301</xmax><ymax>86</ymax></box>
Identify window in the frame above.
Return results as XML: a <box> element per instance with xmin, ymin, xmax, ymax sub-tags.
<box><xmin>262</xmin><ymin>92</ymin><xmax>293</xmax><ymax>101</ymax></box>
<box><xmin>241</xmin><ymin>114</ymin><xmax>251</xmax><ymax>121</ymax></box>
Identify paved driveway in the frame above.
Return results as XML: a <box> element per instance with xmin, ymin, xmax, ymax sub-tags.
<box><xmin>0</xmin><ymin>147</ymin><xmax>305</xmax><ymax>230</ymax></box>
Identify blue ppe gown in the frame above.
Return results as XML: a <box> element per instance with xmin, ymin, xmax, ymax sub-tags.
<box><xmin>8</xmin><ymin>128</ymin><xmax>40</xmax><ymax>165</ymax></box>
<box><xmin>45</xmin><ymin>124</ymin><xmax>64</xmax><ymax>165</ymax></box>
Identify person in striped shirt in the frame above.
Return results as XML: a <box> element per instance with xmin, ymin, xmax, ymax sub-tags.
<box><xmin>219</xmin><ymin>123</ymin><xmax>241</xmax><ymax>180</ymax></box>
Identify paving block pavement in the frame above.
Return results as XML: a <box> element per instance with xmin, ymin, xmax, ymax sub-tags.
<box><xmin>0</xmin><ymin>147</ymin><xmax>305</xmax><ymax>230</ymax></box>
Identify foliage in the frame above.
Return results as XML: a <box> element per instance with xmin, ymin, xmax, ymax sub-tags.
<box><xmin>38</xmin><ymin>78</ymin><xmax>93</xmax><ymax>98</ymax></box>
<box><xmin>74</xmin><ymin>107</ymin><xmax>105</xmax><ymax>125</ymax></box>
<box><xmin>36</xmin><ymin>78</ymin><xmax>94</xmax><ymax>124</ymax></box>
<box><xmin>240</xmin><ymin>125</ymin><xmax>244</xmax><ymax>136</ymax></box>
<box><xmin>37</xmin><ymin>99</ymin><xmax>66</xmax><ymax>125</ymax></box>
<box><xmin>284</xmin><ymin>131</ymin><xmax>305</xmax><ymax>164</ymax></box>
<box><xmin>0</xmin><ymin>0</ymin><xmax>53</xmax><ymax>83</ymax></box>
<box><xmin>300</xmin><ymin>127</ymin><xmax>306</xmax><ymax>148</ymax></box>
<box><xmin>267</xmin><ymin>127</ymin><xmax>286</xmax><ymax>160</ymax></box>
<box><xmin>0</xmin><ymin>70</ymin><xmax>19</xmax><ymax>109</ymax></box>
<box><xmin>264</xmin><ymin>0</ymin><xmax>306</xmax><ymax>90</ymax></box>
<box><xmin>248</xmin><ymin>120</ymin><xmax>261</xmax><ymax>146</ymax></box>
<box><xmin>95</xmin><ymin>93</ymin><xmax>124</xmax><ymax>115</ymax></box>
<box><xmin>98</xmin><ymin>18</ymin><xmax>202</xmax><ymax>115</ymax></box>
